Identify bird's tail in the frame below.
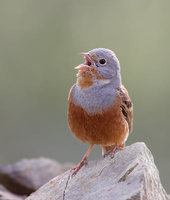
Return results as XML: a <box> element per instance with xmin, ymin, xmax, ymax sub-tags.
<box><xmin>102</xmin><ymin>144</ymin><xmax>125</xmax><ymax>156</ymax></box>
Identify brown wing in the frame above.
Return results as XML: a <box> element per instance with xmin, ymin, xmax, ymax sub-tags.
<box><xmin>117</xmin><ymin>85</ymin><xmax>133</xmax><ymax>133</ymax></box>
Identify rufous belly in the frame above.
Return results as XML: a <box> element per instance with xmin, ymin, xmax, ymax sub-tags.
<box><xmin>68</xmin><ymin>94</ymin><xmax>129</xmax><ymax>146</ymax></box>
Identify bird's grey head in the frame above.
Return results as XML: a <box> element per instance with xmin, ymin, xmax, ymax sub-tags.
<box><xmin>75</xmin><ymin>48</ymin><xmax>122</xmax><ymax>88</ymax></box>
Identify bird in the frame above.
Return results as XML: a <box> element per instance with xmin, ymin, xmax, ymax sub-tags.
<box><xmin>68</xmin><ymin>48</ymin><xmax>133</xmax><ymax>175</ymax></box>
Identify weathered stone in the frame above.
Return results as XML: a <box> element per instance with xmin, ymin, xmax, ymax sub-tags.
<box><xmin>0</xmin><ymin>189</ymin><xmax>26</xmax><ymax>200</ymax></box>
<box><xmin>26</xmin><ymin>143</ymin><xmax>169</xmax><ymax>200</ymax></box>
<box><xmin>0</xmin><ymin>157</ymin><xmax>73</xmax><ymax>195</ymax></box>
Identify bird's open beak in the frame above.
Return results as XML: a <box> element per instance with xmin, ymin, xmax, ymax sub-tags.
<box><xmin>74</xmin><ymin>53</ymin><xmax>94</xmax><ymax>70</ymax></box>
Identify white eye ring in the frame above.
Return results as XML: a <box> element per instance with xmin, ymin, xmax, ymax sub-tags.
<box><xmin>99</xmin><ymin>59</ymin><xmax>106</xmax><ymax>65</ymax></box>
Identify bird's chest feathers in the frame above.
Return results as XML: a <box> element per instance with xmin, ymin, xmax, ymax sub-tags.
<box><xmin>72</xmin><ymin>82</ymin><xmax>116</xmax><ymax>114</ymax></box>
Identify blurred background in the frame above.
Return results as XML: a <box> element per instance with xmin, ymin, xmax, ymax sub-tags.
<box><xmin>0</xmin><ymin>0</ymin><xmax>170</xmax><ymax>192</ymax></box>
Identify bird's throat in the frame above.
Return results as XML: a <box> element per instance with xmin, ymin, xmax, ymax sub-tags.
<box><xmin>77</xmin><ymin>70</ymin><xmax>94</xmax><ymax>89</ymax></box>
<box><xmin>76</xmin><ymin>67</ymin><xmax>109</xmax><ymax>89</ymax></box>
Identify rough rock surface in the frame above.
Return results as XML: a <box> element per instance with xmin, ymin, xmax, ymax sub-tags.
<box><xmin>0</xmin><ymin>157</ymin><xmax>73</xmax><ymax>195</ymax></box>
<box><xmin>26</xmin><ymin>143</ymin><xmax>169</xmax><ymax>200</ymax></box>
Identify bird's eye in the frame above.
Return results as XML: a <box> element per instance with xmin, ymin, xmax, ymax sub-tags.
<box><xmin>99</xmin><ymin>59</ymin><xmax>106</xmax><ymax>65</ymax></box>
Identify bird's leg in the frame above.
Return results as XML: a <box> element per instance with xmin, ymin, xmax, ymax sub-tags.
<box><xmin>110</xmin><ymin>145</ymin><xmax>123</xmax><ymax>158</ymax></box>
<box><xmin>104</xmin><ymin>145</ymin><xmax>123</xmax><ymax>159</ymax></box>
<box><xmin>72</xmin><ymin>144</ymin><xmax>94</xmax><ymax>176</ymax></box>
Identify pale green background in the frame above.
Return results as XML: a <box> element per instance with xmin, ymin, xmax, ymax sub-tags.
<box><xmin>0</xmin><ymin>0</ymin><xmax>170</xmax><ymax>192</ymax></box>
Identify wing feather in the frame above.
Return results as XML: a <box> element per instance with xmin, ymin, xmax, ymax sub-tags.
<box><xmin>117</xmin><ymin>85</ymin><xmax>133</xmax><ymax>133</ymax></box>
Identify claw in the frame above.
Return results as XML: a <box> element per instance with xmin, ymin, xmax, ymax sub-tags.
<box><xmin>71</xmin><ymin>144</ymin><xmax>94</xmax><ymax>176</ymax></box>
<box><xmin>104</xmin><ymin>145</ymin><xmax>123</xmax><ymax>159</ymax></box>
<box><xmin>72</xmin><ymin>157</ymin><xmax>88</xmax><ymax>176</ymax></box>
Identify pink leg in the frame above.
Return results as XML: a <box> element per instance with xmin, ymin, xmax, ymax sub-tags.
<box><xmin>104</xmin><ymin>145</ymin><xmax>123</xmax><ymax>158</ymax></box>
<box><xmin>72</xmin><ymin>144</ymin><xmax>94</xmax><ymax>176</ymax></box>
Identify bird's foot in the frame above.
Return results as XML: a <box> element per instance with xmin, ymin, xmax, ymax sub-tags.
<box><xmin>104</xmin><ymin>145</ymin><xmax>123</xmax><ymax>159</ymax></box>
<box><xmin>71</xmin><ymin>156</ymin><xmax>88</xmax><ymax>176</ymax></box>
<box><xmin>71</xmin><ymin>144</ymin><xmax>94</xmax><ymax>176</ymax></box>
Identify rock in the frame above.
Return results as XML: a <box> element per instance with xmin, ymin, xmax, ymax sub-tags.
<box><xmin>0</xmin><ymin>157</ymin><xmax>73</xmax><ymax>195</ymax></box>
<box><xmin>26</xmin><ymin>143</ymin><xmax>169</xmax><ymax>200</ymax></box>
<box><xmin>0</xmin><ymin>185</ymin><xmax>26</xmax><ymax>200</ymax></box>
<box><xmin>0</xmin><ymin>189</ymin><xmax>26</xmax><ymax>200</ymax></box>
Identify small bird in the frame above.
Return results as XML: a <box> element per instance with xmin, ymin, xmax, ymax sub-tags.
<box><xmin>68</xmin><ymin>48</ymin><xmax>133</xmax><ymax>175</ymax></box>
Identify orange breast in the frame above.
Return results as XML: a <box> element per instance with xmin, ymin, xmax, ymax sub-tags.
<box><xmin>76</xmin><ymin>67</ymin><xmax>108</xmax><ymax>89</ymax></box>
<box><xmin>68</xmin><ymin>92</ymin><xmax>129</xmax><ymax>146</ymax></box>
<box><xmin>77</xmin><ymin>70</ymin><xmax>93</xmax><ymax>89</ymax></box>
